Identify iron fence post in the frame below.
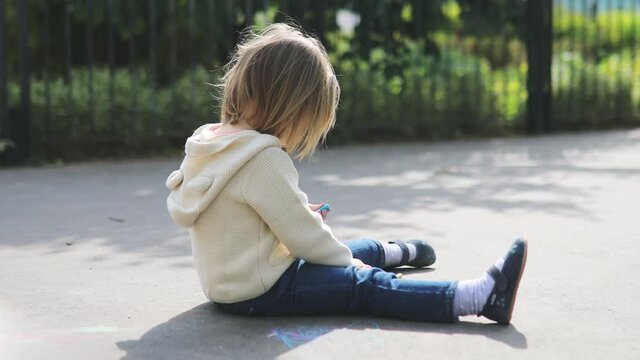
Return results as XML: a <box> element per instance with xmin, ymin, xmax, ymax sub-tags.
<box><xmin>0</xmin><ymin>0</ymin><xmax>6</xmax><ymax>139</ymax></box>
<box><xmin>526</xmin><ymin>0</ymin><xmax>553</xmax><ymax>133</ymax></box>
<box><xmin>7</xmin><ymin>0</ymin><xmax>32</xmax><ymax>164</ymax></box>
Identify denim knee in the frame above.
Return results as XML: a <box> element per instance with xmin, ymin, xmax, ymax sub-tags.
<box><xmin>351</xmin><ymin>266</ymin><xmax>397</xmax><ymax>312</ymax></box>
<box><xmin>345</xmin><ymin>238</ymin><xmax>385</xmax><ymax>268</ymax></box>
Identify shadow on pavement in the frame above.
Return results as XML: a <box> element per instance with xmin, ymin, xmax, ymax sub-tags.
<box><xmin>302</xmin><ymin>131</ymin><xmax>640</xmax><ymax>236</ymax></box>
<box><xmin>2</xmin><ymin>130</ymin><xmax>640</xmax><ymax>260</ymax></box>
<box><xmin>116</xmin><ymin>302</ymin><xmax>527</xmax><ymax>359</ymax></box>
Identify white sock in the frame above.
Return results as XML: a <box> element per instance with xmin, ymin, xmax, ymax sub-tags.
<box><xmin>382</xmin><ymin>242</ymin><xmax>417</xmax><ymax>267</ymax></box>
<box><xmin>452</xmin><ymin>257</ymin><xmax>505</xmax><ymax>317</ymax></box>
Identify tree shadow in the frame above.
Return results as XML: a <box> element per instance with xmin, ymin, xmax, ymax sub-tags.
<box><xmin>1</xmin><ymin>129</ymin><xmax>639</xmax><ymax>263</ymax></box>
<box><xmin>116</xmin><ymin>302</ymin><xmax>527</xmax><ymax>360</ymax></box>
<box><xmin>299</xmin><ymin>130</ymin><xmax>640</xmax><ymax>236</ymax></box>
<box><xmin>0</xmin><ymin>159</ymin><xmax>193</xmax><ymax>265</ymax></box>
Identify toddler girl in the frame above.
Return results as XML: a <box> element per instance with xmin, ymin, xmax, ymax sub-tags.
<box><xmin>166</xmin><ymin>23</ymin><xmax>527</xmax><ymax>324</ymax></box>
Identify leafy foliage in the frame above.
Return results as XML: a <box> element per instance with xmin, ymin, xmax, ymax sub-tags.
<box><xmin>2</xmin><ymin>1</ymin><xmax>640</xmax><ymax>161</ymax></box>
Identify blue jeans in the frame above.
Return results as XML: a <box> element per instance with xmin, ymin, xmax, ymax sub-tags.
<box><xmin>215</xmin><ymin>239</ymin><xmax>458</xmax><ymax>323</ymax></box>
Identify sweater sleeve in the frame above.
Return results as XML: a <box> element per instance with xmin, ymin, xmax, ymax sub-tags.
<box><xmin>241</xmin><ymin>148</ymin><xmax>353</xmax><ymax>267</ymax></box>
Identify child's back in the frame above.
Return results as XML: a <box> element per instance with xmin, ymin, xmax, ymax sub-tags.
<box><xmin>167</xmin><ymin>123</ymin><xmax>352</xmax><ymax>303</ymax></box>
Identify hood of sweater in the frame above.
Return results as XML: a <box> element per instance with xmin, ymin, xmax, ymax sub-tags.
<box><xmin>166</xmin><ymin>123</ymin><xmax>282</xmax><ymax>228</ymax></box>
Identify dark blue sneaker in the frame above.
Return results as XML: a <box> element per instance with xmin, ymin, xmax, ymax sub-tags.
<box><xmin>480</xmin><ymin>237</ymin><xmax>528</xmax><ymax>325</ymax></box>
<box><xmin>387</xmin><ymin>239</ymin><xmax>436</xmax><ymax>268</ymax></box>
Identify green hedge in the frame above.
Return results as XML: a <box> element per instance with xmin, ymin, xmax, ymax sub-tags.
<box><xmin>554</xmin><ymin>9</ymin><xmax>640</xmax><ymax>54</ymax></box>
<box><xmin>552</xmin><ymin>51</ymin><xmax>640</xmax><ymax>128</ymax></box>
<box><xmin>5</xmin><ymin>45</ymin><xmax>640</xmax><ymax>161</ymax></box>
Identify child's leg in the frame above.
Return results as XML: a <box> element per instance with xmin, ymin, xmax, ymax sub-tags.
<box><xmin>217</xmin><ymin>260</ymin><xmax>457</xmax><ymax>323</ymax></box>
<box><xmin>216</xmin><ymin>238</ymin><xmax>527</xmax><ymax>324</ymax></box>
<box><xmin>343</xmin><ymin>239</ymin><xmax>386</xmax><ymax>268</ymax></box>
<box><xmin>344</xmin><ymin>238</ymin><xmax>436</xmax><ymax>269</ymax></box>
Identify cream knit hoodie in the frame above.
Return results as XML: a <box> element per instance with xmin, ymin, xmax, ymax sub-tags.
<box><xmin>166</xmin><ymin>123</ymin><xmax>353</xmax><ymax>303</ymax></box>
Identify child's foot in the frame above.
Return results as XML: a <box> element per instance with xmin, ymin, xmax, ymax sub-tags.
<box><xmin>480</xmin><ymin>237</ymin><xmax>528</xmax><ymax>324</ymax></box>
<box><xmin>453</xmin><ymin>257</ymin><xmax>505</xmax><ymax>318</ymax></box>
<box><xmin>382</xmin><ymin>240</ymin><xmax>436</xmax><ymax>268</ymax></box>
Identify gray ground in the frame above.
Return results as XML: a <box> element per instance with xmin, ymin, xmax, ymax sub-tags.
<box><xmin>1</xmin><ymin>129</ymin><xmax>639</xmax><ymax>360</ymax></box>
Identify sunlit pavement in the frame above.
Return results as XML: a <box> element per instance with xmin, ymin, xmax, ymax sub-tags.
<box><xmin>2</xmin><ymin>129</ymin><xmax>639</xmax><ymax>359</ymax></box>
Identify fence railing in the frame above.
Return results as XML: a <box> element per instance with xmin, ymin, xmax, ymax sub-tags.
<box><xmin>1</xmin><ymin>0</ymin><xmax>639</xmax><ymax>164</ymax></box>
<box><xmin>553</xmin><ymin>0</ymin><xmax>640</xmax><ymax>128</ymax></box>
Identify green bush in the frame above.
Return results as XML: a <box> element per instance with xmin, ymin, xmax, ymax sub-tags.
<box><xmin>7</xmin><ymin>66</ymin><xmax>221</xmax><ymax>159</ymax></box>
<box><xmin>554</xmin><ymin>8</ymin><xmax>640</xmax><ymax>56</ymax></box>
<box><xmin>5</xmin><ymin>38</ymin><xmax>640</xmax><ymax>161</ymax></box>
<box><xmin>552</xmin><ymin>51</ymin><xmax>640</xmax><ymax>128</ymax></box>
<box><xmin>330</xmin><ymin>35</ymin><xmax>520</xmax><ymax>139</ymax></box>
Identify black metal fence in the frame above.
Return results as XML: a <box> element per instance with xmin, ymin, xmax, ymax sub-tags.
<box><xmin>553</xmin><ymin>0</ymin><xmax>640</xmax><ymax>128</ymax></box>
<box><xmin>0</xmin><ymin>0</ymin><xmax>639</xmax><ymax>164</ymax></box>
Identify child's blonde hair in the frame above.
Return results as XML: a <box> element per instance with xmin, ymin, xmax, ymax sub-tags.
<box><xmin>219</xmin><ymin>23</ymin><xmax>340</xmax><ymax>159</ymax></box>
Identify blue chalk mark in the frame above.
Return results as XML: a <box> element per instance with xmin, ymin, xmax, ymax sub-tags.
<box><xmin>269</xmin><ymin>326</ymin><xmax>332</xmax><ymax>349</ymax></box>
<box><xmin>269</xmin><ymin>321</ymin><xmax>381</xmax><ymax>349</ymax></box>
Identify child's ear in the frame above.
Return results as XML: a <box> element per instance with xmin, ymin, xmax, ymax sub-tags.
<box><xmin>243</xmin><ymin>99</ymin><xmax>259</xmax><ymax>126</ymax></box>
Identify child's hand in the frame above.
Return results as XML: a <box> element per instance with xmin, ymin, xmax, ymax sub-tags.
<box><xmin>308</xmin><ymin>203</ymin><xmax>330</xmax><ymax>220</ymax></box>
<box><xmin>351</xmin><ymin>258</ymin><xmax>372</xmax><ymax>269</ymax></box>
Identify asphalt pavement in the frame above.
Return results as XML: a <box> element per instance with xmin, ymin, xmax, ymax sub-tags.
<box><xmin>1</xmin><ymin>129</ymin><xmax>639</xmax><ymax>359</ymax></box>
